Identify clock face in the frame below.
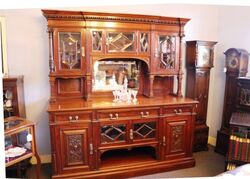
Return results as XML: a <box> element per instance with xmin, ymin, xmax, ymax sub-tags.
<box><xmin>227</xmin><ymin>54</ymin><xmax>238</xmax><ymax>69</ymax></box>
<box><xmin>197</xmin><ymin>46</ymin><xmax>210</xmax><ymax>67</ymax></box>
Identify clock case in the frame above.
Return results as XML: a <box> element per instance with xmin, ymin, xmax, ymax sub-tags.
<box><xmin>186</xmin><ymin>40</ymin><xmax>217</xmax><ymax>152</ymax></box>
<box><xmin>215</xmin><ymin>48</ymin><xmax>249</xmax><ymax>155</ymax></box>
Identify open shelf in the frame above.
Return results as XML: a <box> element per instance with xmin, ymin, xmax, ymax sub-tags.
<box><xmin>100</xmin><ymin>146</ymin><xmax>157</xmax><ymax>169</ymax></box>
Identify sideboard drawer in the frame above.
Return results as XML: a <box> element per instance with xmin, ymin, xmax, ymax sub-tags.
<box><xmin>97</xmin><ymin>107</ymin><xmax>160</xmax><ymax>121</ymax></box>
<box><xmin>163</xmin><ymin>106</ymin><xmax>193</xmax><ymax>116</ymax></box>
<box><xmin>53</xmin><ymin>111</ymin><xmax>92</xmax><ymax>123</ymax></box>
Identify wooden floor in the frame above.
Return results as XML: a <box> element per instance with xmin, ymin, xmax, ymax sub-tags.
<box><xmin>8</xmin><ymin>145</ymin><xmax>225</xmax><ymax>179</ymax></box>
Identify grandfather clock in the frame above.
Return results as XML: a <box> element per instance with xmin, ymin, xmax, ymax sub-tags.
<box><xmin>215</xmin><ymin>48</ymin><xmax>249</xmax><ymax>155</ymax></box>
<box><xmin>186</xmin><ymin>40</ymin><xmax>217</xmax><ymax>151</ymax></box>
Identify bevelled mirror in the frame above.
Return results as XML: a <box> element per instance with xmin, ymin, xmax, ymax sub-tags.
<box><xmin>92</xmin><ymin>59</ymin><xmax>141</xmax><ymax>91</ymax></box>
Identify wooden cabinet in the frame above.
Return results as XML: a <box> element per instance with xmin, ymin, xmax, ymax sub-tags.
<box><xmin>48</xmin><ymin>98</ymin><xmax>197</xmax><ymax>178</ymax></box>
<box><xmin>186</xmin><ymin>41</ymin><xmax>217</xmax><ymax>151</ymax></box>
<box><xmin>215</xmin><ymin>48</ymin><xmax>249</xmax><ymax>155</ymax></box>
<box><xmin>3</xmin><ymin>76</ymin><xmax>26</xmax><ymax>118</ymax></box>
<box><xmin>43</xmin><ymin>9</ymin><xmax>197</xmax><ymax>178</ymax></box>
<box><xmin>5</xmin><ymin>117</ymin><xmax>40</xmax><ymax>178</ymax></box>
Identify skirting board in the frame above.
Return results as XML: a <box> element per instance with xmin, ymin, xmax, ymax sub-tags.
<box><xmin>30</xmin><ymin>136</ymin><xmax>218</xmax><ymax>164</ymax></box>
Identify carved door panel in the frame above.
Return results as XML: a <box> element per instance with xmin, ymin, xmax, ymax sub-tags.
<box><xmin>56</xmin><ymin>123</ymin><xmax>92</xmax><ymax>174</ymax></box>
<box><xmin>151</xmin><ymin>33</ymin><xmax>180</xmax><ymax>74</ymax></box>
<box><xmin>53</xmin><ymin>28</ymin><xmax>85</xmax><ymax>74</ymax></box>
<box><xmin>163</xmin><ymin>116</ymin><xmax>191</xmax><ymax>160</ymax></box>
<box><xmin>195</xmin><ymin>69</ymin><xmax>210</xmax><ymax>125</ymax></box>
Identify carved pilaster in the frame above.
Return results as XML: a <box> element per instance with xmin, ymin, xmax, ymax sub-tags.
<box><xmin>177</xmin><ymin>25</ymin><xmax>184</xmax><ymax>96</ymax></box>
<box><xmin>48</xmin><ymin>27</ymin><xmax>55</xmax><ymax>72</ymax></box>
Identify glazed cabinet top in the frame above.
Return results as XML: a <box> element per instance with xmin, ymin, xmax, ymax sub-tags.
<box><xmin>42</xmin><ymin>9</ymin><xmax>190</xmax><ymax>76</ymax></box>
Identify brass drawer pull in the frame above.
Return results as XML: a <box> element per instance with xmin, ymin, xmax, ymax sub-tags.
<box><xmin>69</xmin><ymin>115</ymin><xmax>79</xmax><ymax>122</ymax></box>
<box><xmin>140</xmin><ymin>111</ymin><xmax>149</xmax><ymax>118</ymax></box>
<box><xmin>163</xmin><ymin>136</ymin><xmax>166</xmax><ymax>146</ymax></box>
<box><xmin>109</xmin><ymin>113</ymin><xmax>119</xmax><ymax>120</ymax></box>
<box><xmin>174</xmin><ymin>109</ymin><xmax>182</xmax><ymax>115</ymax></box>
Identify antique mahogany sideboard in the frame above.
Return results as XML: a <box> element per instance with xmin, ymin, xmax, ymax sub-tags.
<box><xmin>42</xmin><ymin>10</ymin><xmax>198</xmax><ymax>178</ymax></box>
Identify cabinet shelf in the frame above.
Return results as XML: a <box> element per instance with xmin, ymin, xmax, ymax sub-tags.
<box><xmin>100</xmin><ymin>146</ymin><xmax>157</xmax><ymax>169</ymax></box>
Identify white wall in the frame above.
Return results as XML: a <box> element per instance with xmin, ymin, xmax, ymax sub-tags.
<box><xmin>1</xmin><ymin>4</ymin><xmax>250</xmax><ymax>161</ymax></box>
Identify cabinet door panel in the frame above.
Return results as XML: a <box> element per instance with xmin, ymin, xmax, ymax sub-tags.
<box><xmin>195</xmin><ymin>70</ymin><xmax>210</xmax><ymax>124</ymax></box>
<box><xmin>164</xmin><ymin>116</ymin><xmax>191</xmax><ymax>160</ymax></box>
<box><xmin>56</xmin><ymin>124</ymin><xmax>91</xmax><ymax>173</ymax></box>
<box><xmin>151</xmin><ymin>33</ymin><xmax>180</xmax><ymax>74</ymax></box>
<box><xmin>100</xmin><ymin>121</ymin><xmax>129</xmax><ymax>146</ymax></box>
<box><xmin>53</xmin><ymin>28</ymin><xmax>85</xmax><ymax>74</ymax></box>
<box><xmin>132</xmin><ymin>119</ymin><xmax>158</xmax><ymax>143</ymax></box>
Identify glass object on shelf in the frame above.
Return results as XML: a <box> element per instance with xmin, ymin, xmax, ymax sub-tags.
<box><xmin>139</xmin><ymin>33</ymin><xmax>149</xmax><ymax>52</ymax></box>
<box><xmin>158</xmin><ymin>35</ymin><xmax>176</xmax><ymax>69</ymax></box>
<box><xmin>101</xmin><ymin>124</ymin><xmax>126</xmax><ymax>143</ymax></box>
<box><xmin>106</xmin><ymin>32</ymin><xmax>134</xmax><ymax>52</ymax></box>
<box><xmin>92</xmin><ymin>31</ymin><xmax>102</xmax><ymax>51</ymax></box>
<box><xmin>92</xmin><ymin>60</ymin><xmax>140</xmax><ymax>91</ymax></box>
<box><xmin>59</xmin><ymin>32</ymin><xmax>81</xmax><ymax>70</ymax></box>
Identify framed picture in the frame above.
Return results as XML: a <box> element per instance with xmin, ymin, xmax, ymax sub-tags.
<box><xmin>0</xmin><ymin>16</ymin><xmax>8</xmax><ymax>75</ymax></box>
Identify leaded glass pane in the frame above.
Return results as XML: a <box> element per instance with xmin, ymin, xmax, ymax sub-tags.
<box><xmin>59</xmin><ymin>32</ymin><xmax>81</xmax><ymax>70</ymax></box>
<box><xmin>107</xmin><ymin>32</ymin><xmax>134</xmax><ymax>52</ymax></box>
<box><xmin>101</xmin><ymin>124</ymin><xmax>126</xmax><ymax>144</ymax></box>
<box><xmin>159</xmin><ymin>35</ymin><xmax>176</xmax><ymax>69</ymax></box>
<box><xmin>92</xmin><ymin>31</ymin><xmax>102</xmax><ymax>51</ymax></box>
<box><xmin>140</xmin><ymin>33</ymin><xmax>149</xmax><ymax>52</ymax></box>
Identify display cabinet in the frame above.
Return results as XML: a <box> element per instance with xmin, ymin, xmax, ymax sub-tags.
<box><xmin>185</xmin><ymin>40</ymin><xmax>217</xmax><ymax>151</ymax></box>
<box><xmin>3</xmin><ymin>76</ymin><xmax>26</xmax><ymax>118</ymax></box>
<box><xmin>43</xmin><ymin>9</ymin><xmax>197</xmax><ymax>178</ymax></box>
<box><xmin>4</xmin><ymin>116</ymin><xmax>41</xmax><ymax>178</ymax></box>
<box><xmin>215</xmin><ymin>48</ymin><xmax>249</xmax><ymax>155</ymax></box>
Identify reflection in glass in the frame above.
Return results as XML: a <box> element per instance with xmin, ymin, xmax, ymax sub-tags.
<box><xmin>93</xmin><ymin>60</ymin><xmax>140</xmax><ymax>91</ymax></box>
<box><xmin>59</xmin><ymin>32</ymin><xmax>81</xmax><ymax>69</ymax></box>
<box><xmin>159</xmin><ymin>36</ymin><xmax>176</xmax><ymax>69</ymax></box>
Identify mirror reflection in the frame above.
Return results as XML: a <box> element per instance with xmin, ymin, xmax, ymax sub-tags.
<box><xmin>92</xmin><ymin>60</ymin><xmax>140</xmax><ymax>91</ymax></box>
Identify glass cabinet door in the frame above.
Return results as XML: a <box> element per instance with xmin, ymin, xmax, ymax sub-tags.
<box><xmin>133</xmin><ymin>121</ymin><xmax>157</xmax><ymax>141</ymax></box>
<box><xmin>158</xmin><ymin>35</ymin><xmax>176</xmax><ymax>69</ymax></box>
<box><xmin>58</xmin><ymin>32</ymin><xmax>82</xmax><ymax>70</ymax></box>
<box><xmin>100</xmin><ymin>123</ymin><xmax>127</xmax><ymax>145</ymax></box>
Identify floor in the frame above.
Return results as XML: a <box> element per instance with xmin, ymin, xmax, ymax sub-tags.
<box><xmin>23</xmin><ymin>145</ymin><xmax>225</xmax><ymax>179</ymax></box>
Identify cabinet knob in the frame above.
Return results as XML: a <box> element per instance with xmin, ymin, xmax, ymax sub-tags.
<box><xmin>75</xmin><ymin>116</ymin><xmax>79</xmax><ymax>120</ymax></box>
<box><xmin>69</xmin><ymin>116</ymin><xmax>73</xmax><ymax>121</ymax></box>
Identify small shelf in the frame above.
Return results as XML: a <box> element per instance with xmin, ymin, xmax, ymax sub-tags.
<box><xmin>100</xmin><ymin>146</ymin><xmax>157</xmax><ymax>169</ymax></box>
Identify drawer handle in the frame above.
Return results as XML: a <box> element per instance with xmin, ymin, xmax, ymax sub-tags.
<box><xmin>140</xmin><ymin>111</ymin><xmax>149</xmax><ymax>118</ymax></box>
<box><xmin>163</xmin><ymin>136</ymin><xmax>166</xmax><ymax>146</ymax></box>
<box><xmin>69</xmin><ymin>115</ymin><xmax>79</xmax><ymax>122</ymax></box>
<box><xmin>174</xmin><ymin>109</ymin><xmax>182</xmax><ymax>115</ymax></box>
<box><xmin>109</xmin><ymin>113</ymin><xmax>119</xmax><ymax>120</ymax></box>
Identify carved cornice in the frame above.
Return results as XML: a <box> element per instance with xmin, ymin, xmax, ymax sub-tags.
<box><xmin>42</xmin><ymin>9</ymin><xmax>190</xmax><ymax>26</ymax></box>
